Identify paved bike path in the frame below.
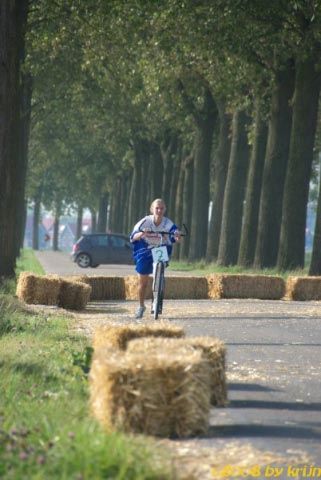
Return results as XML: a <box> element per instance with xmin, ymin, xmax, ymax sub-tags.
<box><xmin>35</xmin><ymin>251</ymin><xmax>321</xmax><ymax>477</ymax></box>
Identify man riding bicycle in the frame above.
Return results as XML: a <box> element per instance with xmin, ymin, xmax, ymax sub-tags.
<box><xmin>130</xmin><ymin>198</ymin><xmax>181</xmax><ymax>319</ymax></box>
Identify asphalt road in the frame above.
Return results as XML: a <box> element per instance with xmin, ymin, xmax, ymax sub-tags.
<box><xmin>34</xmin><ymin>250</ymin><xmax>189</xmax><ymax>276</ymax></box>
<box><xmin>36</xmin><ymin>251</ymin><xmax>321</xmax><ymax>476</ymax></box>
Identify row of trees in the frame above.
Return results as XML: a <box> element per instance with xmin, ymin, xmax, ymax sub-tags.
<box><xmin>1</xmin><ymin>0</ymin><xmax>321</xmax><ymax>279</ymax></box>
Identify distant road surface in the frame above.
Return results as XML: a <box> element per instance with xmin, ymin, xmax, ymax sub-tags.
<box><xmin>34</xmin><ymin>250</ymin><xmax>188</xmax><ymax>276</ymax></box>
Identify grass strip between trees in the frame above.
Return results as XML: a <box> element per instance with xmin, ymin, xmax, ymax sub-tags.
<box><xmin>169</xmin><ymin>260</ymin><xmax>308</xmax><ymax>278</ymax></box>
<box><xmin>0</xmin><ymin>250</ymin><xmax>172</xmax><ymax>479</ymax></box>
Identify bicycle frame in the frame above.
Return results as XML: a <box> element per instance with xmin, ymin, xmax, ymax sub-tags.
<box><xmin>138</xmin><ymin>222</ymin><xmax>188</xmax><ymax>319</ymax></box>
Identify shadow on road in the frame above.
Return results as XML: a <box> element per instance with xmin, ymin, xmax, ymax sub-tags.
<box><xmin>203</xmin><ymin>424</ymin><xmax>321</xmax><ymax>439</ymax></box>
<box><xmin>229</xmin><ymin>400</ymin><xmax>321</xmax><ymax>411</ymax></box>
<box><xmin>227</xmin><ymin>342</ymin><xmax>321</xmax><ymax>347</ymax></box>
<box><xmin>228</xmin><ymin>382</ymin><xmax>279</xmax><ymax>392</ymax></box>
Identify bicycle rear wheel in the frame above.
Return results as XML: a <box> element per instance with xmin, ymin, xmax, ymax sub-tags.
<box><xmin>153</xmin><ymin>261</ymin><xmax>165</xmax><ymax>320</ymax></box>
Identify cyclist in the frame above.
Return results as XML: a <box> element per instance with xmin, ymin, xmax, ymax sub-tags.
<box><xmin>130</xmin><ymin>198</ymin><xmax>181</xmax><ymax>319</ymax></box>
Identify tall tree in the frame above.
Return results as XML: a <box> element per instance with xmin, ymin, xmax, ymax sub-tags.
<box><xmin>238</xmin><ymin>98</ymin><xmax>268</xmax><ymax>266</ymax></box>
<box><xmin>0</xmin><ymin>0</ymin><xmax>29</xmax><ymax>278</ymax></box>
<box><xmin>217</xmin><ymin>110</ymin><xmax>250</xmax><ymax>266</ymax></box>
<box><xmin>254</xmin><ymin>59</ymin><xmax>295</xmax><ymax>268</ymax></box>
<box><xmin>278</xmin><ymin>46</ymin><xmax>321</xmax><ymax>268</ymax></box>
<box><xmin>206</xmin><ymin>100</ymin><xmax>232</xmax><ymax>261</ymax></box>
<box><xmin>177</xmin><ymin>80</ymin><xmax>218</xmax><ymax>260</ymax></box>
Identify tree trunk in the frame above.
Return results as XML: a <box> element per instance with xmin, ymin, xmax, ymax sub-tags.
<box><xmin>172</xmin><ymin>151</ymin><xmax>190</xmax><ymax>260</ymax></box>
<box><xmin>309</xmin><ymin>159</ymin><xmax>321</xmax><ymax>275</ymax></box>
<box><xmin>278</xmin><ymin>50</ymin><xmax>321</xmax><ymax>270</ymax></box>
<box><xmin>206</xmin><ymin>100</ymin><xmax>232</xmax><ymax>261</ymax></box>
<box><xmin>150</xmin><ymin>142</ymin><xmax>163</xmax><ymax>201</ymax></box>
<box><xmin>15</xmin><ymin>72</ymin><xmax>32</xmax><ymax>256</ymax></box>
<box><xmin>161</xmin><ymin>132</ymin><xmax>177</xmax><ymax>205</ymax></box>
<box><xmin>139</xmin><ymin>140</ymin><xmax>150</xmax><ymax>214</ymax></box>
<box><xmin>76</xmin><ymin>205</ymin><xmax>83</xmax><ymax>239</ymax></box>
<box><xmin>238</xmin><ymin>100</ymin><xmax>268</xmax><ymax>266</ymax></box>
<box><xmin>121</xmin><ymin>171</ymin><xmax>131</xmax><ymax>234</ymax></box>
<box><xmin>0</xmin><ymin>0</ymin><xmax>29</xmax><ymax>278</ymax></box>
<box><xmin>97</xmin><ymin>192</ymin><xmax>108</xmax><ymax>233</ymax></box>
<box><xmin>52</xmin><ymin>212</ymin><xmax>60</xmax><ymax>252</ymax></box>
<box><xmin>128</xmin><ymin>140</ymin><xmax>144</xmax><ymax>228</ymax></box>
<box><xmin>217</xmin><ymin>110</ymin><xmax>251</xmax><ymax>266</ymax></box>
<box><xmin>168</xmin><ymin>140</ymin><xmax>183</xmax><ymax>216</ymax></box>
<box><xmin>180</xmin><ymin>154</ymin><xmax>194</xmax><ymax>260</ymax></box>
<box><xmin>90</xmin><ymin>208</ymin><xmax>97</xmax><ymax>233</ymax></box>
<box><xmin>254</xmin><ymin>60</ymin><xmax>295</xmax><ymax>268</ymax></box>
<box><xmin>188</xmin><ymin>89</ymin><xmax>218</xmax><ymax>260</ymax></box>
<box><xmin>32</xmin><ymin>195</ymin><xmax>41</xmax><ymax>251</ymax></box>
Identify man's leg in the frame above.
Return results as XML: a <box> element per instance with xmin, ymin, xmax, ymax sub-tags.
<box><xmin>135</xmin><ymin>274</ymin><xmax>149</xmax><ymax>319</ymax></box>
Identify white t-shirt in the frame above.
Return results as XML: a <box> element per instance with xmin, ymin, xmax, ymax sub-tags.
<box><xmin>131</xmin><ymin>215</ymin><xmax>176</xmax><ymax>248</ymax></box>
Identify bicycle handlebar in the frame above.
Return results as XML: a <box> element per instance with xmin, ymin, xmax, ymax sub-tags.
<box><xmin>138</xmin><ymin>221</ymin><xmax>188</xmax><ymax>236</ymax></box>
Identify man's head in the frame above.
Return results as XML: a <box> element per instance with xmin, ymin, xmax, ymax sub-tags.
<box><xmin>150</xmin><ymin>198</ymin><xmax>166</xmax><ymax>219</ymax></box>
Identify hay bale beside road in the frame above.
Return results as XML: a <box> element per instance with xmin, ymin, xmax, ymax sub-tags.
<box><xmin>65</xmin><ymin>275</ymin><xmax>125</xmax><ymax>300</ymax></box>
<box><xmin>125</xmin><ymin>275</ymin><xmax>152</xmax><ymax>300</ymax></box>
<box><xmin>128</xmin><ymin>336</ymin><xmax>227</xmax><ymax>406</ymax></box>
<box><xmin>92</xmin><ymin>322</ymin><xmax>185</xmax><ymax>351</ymax></box>
<box><xmin>286</xmin><ymin>276</ymin><xmax>321</xmax><ymax>300</ymax></box>
<box><xmin>124</xmin><ymin>275</ymin><xmax>208</xmax><ymax>300</ymax></box>
<box><xmin>207</xmin><ymin>274</ymin><xmax>285</xmax><ymax>300</ymax></box>
<box><xmin>16</xmin><ymin>272</ymin><xmax>61</xmax><ymax>305</ymax></box>
<box><xmin>89</xmin><ymin>347</ymin><xmax>211</xmax><ymax>437</ymax></box>
<box><xmin>165</xmin><ymin>276</ymin><xmax>208</xmax><ymax>299</ymax></box>
<box><xmin>58</xmin><ymin>280</ymin><xmax>92</xmax><ymax>310</ymax></box>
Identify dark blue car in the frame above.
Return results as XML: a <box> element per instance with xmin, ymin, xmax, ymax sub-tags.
<box><xmin>71</xmin><ymin>233</ymin><xmax>133</xmax><ymax>268</ymax></box>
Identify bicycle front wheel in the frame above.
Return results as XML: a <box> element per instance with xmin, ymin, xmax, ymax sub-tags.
<box><xmin>153</xmin><ymin>261</ymin><xmax>165</xmax><ymax>320</ymax></box>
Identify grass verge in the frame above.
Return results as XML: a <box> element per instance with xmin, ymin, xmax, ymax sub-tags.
<box><xmin>168</xmin><ymin>260</ymin><xmax>307</xmax><ymax>278</ymax></box>
<box><xmin>0</xmin><ymin>250</ymin><xmax>172</xmax><ymax>479</ymax></box>
<box><xmin>1</xmin><ymin>249</ymin><xmax>45</xmax><ymax>296</ymax></box>
<box><xmin>16</xmin><ymin>249</ymin><xmax>45</xmax><ymax>276</ymax></box>
<box><xmin>0</xmin><ymin>312</ymin><xmax>170</xmax><ymax>479</ymax></box>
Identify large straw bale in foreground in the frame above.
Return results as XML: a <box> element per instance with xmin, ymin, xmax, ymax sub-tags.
<box><xmin>90</xmin><ymin>347</ymin><xmax>211</xmax><ymax>437</ymax></box>
<box><xmin>16</xmin><ymin>272</ymin><xmax>61</xmax><ymax>305</ymax></box>
<box><xmin>124</xmin><ymin>275</ymin><xmax>208</xmax><ymax>300</ymax></box>
<box><xmin>286</xmin><ymin>276</ymin><xmax>321</xmax><ymax>300</ymax></box>
<box><xmin>128</xmin><ymin>336</ymin><xmax>227</xmax><ymax>406</ymax></box>
<box><xmin>58</xmin><ymin>280</ymin><xmax>92</xmax><ymax>310</ymax></box>
<box><xmin>93</xmin><ymin>322</ymin><xmax>185</xmax><ymax>351</ymax></box>
<box><xmin>65</xmin><ymin>275</ymin><xmax>126</xmax><ymax>300</ymax></box>
<box><xmin>207</xmin><ymin>274</ymin><xmax>285</xmax><ymax>300</ymax></box>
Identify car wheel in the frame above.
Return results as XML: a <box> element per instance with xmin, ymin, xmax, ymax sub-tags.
<box><xmin>76</xmin><ymin>253</ymin><xmax>91</xmax><ymax>268</ymax></box>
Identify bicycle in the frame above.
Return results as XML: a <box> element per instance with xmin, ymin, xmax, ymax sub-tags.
<box><xmin>139</xmin><ymin>222</ymin><xmax>188</xmax><ymax>320</ymax></box>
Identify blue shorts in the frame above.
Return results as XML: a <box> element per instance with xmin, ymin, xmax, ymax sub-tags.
<box><xmin>135</xmin><ymin>255</ymin><xmax>153</xmax><ymax>275</ymax></box>
<box><xmin>134</xmin><ymin>245</ymin><xmax>172</xmax><ymax>275</ymax></box>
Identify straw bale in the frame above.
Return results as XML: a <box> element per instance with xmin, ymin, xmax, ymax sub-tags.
<box><xmin>87</xmin><ymin>276</ymin><xmax>126</xmax><ymax>300</ymax></box>
<box><xmin>16</xmin><ymin>272</ymin><xmax>37</xmax><ymax>304</ymax></box>
<box><xmin>124</xmin><ymin>275</ymin><xmax>208</xmax><ymax>300</ymax></box>
<box><xmin>285</xmin><ymin>276</ymin><xmax>321</xmax><ymax>300</ymax></box>
<box><xmin>125</xmin><ymin>275</ymin><xmax>152</xmax><ymax>300</ymax></box>
<box><xmin>128</xmin><ymin>336</ymin><xmax>227</xmax><ymax>406</ymax></box>
<box><xmin>207</xmin><ymin>274</ymin><xmax>285</xmax><ymax>300</ymax></box>
<box><xmin>165</xmin><ymin>277</ymin><xmax>208</xmax><ymax>299</ymax></box>
<box><xmin>58</xmin><ymin>280</ymin><xmax>92</xmax><ymax>310</ymax></box>
<box><xmin>16</xmin><ymin>272</ymin><xmax>61</xmax><ymax>305</ymax></box>
<box><xmin>65</xmin><ymin>275</ymin><xmax>126</xmax><ymax>300</ymax></box>
<box><xmin>92</xmin><ymin>322</ymin><xmax>185</xmax><ymax>351</ymax></box>
<box><xmin>64</xmin><ymin>275</ymin><xmax>89</xmax><ymax>284</ymax></box>
<box><xmin>89</xmin><ymin>347</ymin><xmax>211</xmax><ymax>437</ymax></box>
